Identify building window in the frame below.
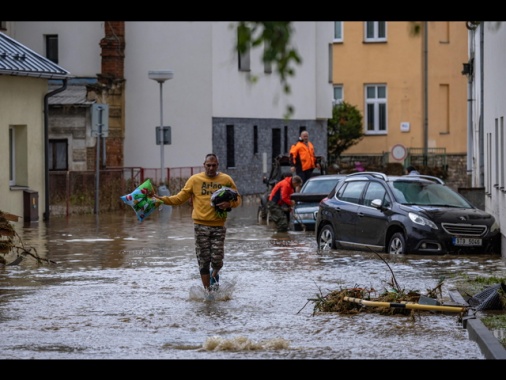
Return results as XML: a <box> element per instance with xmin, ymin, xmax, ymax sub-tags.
<box><xmin>238</xmin><ymin>27</ymin><xmax>250</xmax><ymax>72</ymax></box>
<box><xmin>9</xmin><ymin>125</ymin><xmax>28</xmax><ymax>187</ymax></box>
<box><xmin>226</xmin><ymin>125</ymin><xmax>235</xmax><ymax>168</ymax></box>
<box><xmin>500</xmin><ymin>117</ymin><xmax>505</xmax><ymax>190</ymax></box>
<box><xmin>9</xmin><ymin>127</ymin><xmax>15</xmax><ymax>186</ymax></box>
<box><xmin>284</xmin><ymin>125</ymin><xmax>288</xmax><ymax>153</ymax></box>
<box><xmin>253</xmin><ymin>125</ymin><xmax>258</xmax><ymax>154</ymax></box>
<box><xmin>272</xmin><ymin>128</ymin><xmax>281</xmax><ymax>159</ymax></box>
<box><xmin>328</xmin><ymin>43</ymin><xmax>333</xmax><ymax>83</ymax></box>
<box><xmin>334</xmin><ymin>22</ymin><xmax>343</xmax><ymax>42</ymax></box>
<box><xmin>495</xmin><ymin>118</ymin><xmax>500</xmax><ymax>188</ymax></box>
<box><xmin>45</xmin><ymin>34</ymin><xmax>58</xmax><ymax>64</ymax></box>
<box><xmin>333</xmin><ymin>85</ymin><xmax>343</xmax><ymax>105</ymax></box>
<box><xmin>364</xmin><ymin>22</ymin><xmax>386</xmax><ymax>42</ymax></box>
<box><xmin>439</xmin><ymin>21</ymin><xmax>450</xmax><ymax>43</ymax></box>
<box><xmin>48</xmin><ymin>139</ymin><xmax>68</xmax><ymax>170</ymax></box>
<box><xmin>263</xmin><ymin>42</ymin><xmax>272</xmax><ymax>74</ymax></box>
<box><xmin>365</xmin><ymin>84</ymin><xmax>387</xmax><ymax>134</ymax></box>
<box><xmin>486</xmin><ymin>132</ymin><xmax>492</xmax><ymax>193</ymax></box>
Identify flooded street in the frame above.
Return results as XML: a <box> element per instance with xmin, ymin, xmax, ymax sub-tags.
<box><xmin>2</xmin><ymin>201</ymin><xmax>506</xmax><ymax>359</ymax></box>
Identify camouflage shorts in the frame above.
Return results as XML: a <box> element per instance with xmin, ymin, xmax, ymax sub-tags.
<box><xmin>194</xmin><ymin>224</ymin><xmax>226</xmax><ymax>275</ymax></box>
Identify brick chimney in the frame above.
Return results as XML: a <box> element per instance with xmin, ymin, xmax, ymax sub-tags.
<box><xmin>100</xmin><ymin>21</ymin><xmax>125</xmax><ymax>80</ymax></box>
<box><xmin>92</xmin><ymin>21</ymin><xmax>126</xmax><ymax>168</ymax></box>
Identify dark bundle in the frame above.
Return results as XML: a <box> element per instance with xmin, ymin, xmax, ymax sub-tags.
<box><xmin>211</xmin><ymin>187</ymin><xmax>238</xmax><ymax>217</ymax></box>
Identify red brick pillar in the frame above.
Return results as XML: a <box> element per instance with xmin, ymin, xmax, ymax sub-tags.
<box><xmin>96</xmin><ymin>21</ymin><xmax>126</xmax><ymax>168</ymax></box>
<box><xmin>100</xmin><ymin>21</ymin><xmax>125</xmax><ymax>79</ymax></box>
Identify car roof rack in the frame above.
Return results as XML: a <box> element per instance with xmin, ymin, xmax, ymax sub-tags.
<box><xmin>400</xmin><ymin>174</ymin><xmax>445</xmax><ymax>185</ymax></box>
<box><xmin>346</xmin><ymin>171</ymin><xmax>388</xmax><ymax>181</ymax></box>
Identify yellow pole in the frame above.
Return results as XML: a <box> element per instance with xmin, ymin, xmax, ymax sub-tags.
<box><xmin>343</xmin><ymin>296</ymin><xmax>467</xmax><ymax>313</ymax></box>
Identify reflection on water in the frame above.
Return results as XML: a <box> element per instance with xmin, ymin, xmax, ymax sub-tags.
<box><xmin>1</xmin><ymin>203</ymin><xmax>505</xmax><ymax>359</ymax></box>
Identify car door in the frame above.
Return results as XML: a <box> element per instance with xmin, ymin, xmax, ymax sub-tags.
<box><xmin>331</xmin><ymin>180</ymin><xmax>365</xmax><ymax>242</ymax></box>
<box><xmin>355</xmin><ymin>181</ymin><xmax>390</xmax><ymax>246</ymax></box>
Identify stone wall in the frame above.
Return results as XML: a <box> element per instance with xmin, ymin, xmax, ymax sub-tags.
<box><xmin>337</xmin><ymin>153</ymin><xmax>471</xmax><ymax>191</ymax></box>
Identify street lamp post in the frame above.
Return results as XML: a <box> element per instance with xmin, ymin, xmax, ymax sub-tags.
<box><xmin>148</xmin><ymin>69</ymin><xmax>174</xmax><ymax>195</ymax></box>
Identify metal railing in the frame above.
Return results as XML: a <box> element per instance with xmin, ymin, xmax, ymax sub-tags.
<box><xmin>48</xmin><ymin>166</ymin><xmax>203</xmax><ymax>216</ymax></box>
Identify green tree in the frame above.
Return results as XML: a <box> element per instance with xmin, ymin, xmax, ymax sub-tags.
<box><xmin>327</xmin><ymin>101</ymin><xmax>364</xmax><ymax>164</ymax></box>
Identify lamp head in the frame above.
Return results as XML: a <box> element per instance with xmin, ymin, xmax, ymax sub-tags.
<box><xmin>148</xmin><ymin>70</ymin><xmax>174</xmax><ymax>83</ymax></box>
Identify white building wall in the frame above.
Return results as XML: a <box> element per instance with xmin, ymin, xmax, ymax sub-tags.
<box><xmin>212</xmin><ymin>22</ymin><xmax>331</xmax><ymax>120</ymax></box>
<box><xmin>468</xmin><ymin>25</ymin><xmax>482</xmax><ymax>188</ymax></box>
<box><xmin>481</xmin><ymin>22</ymin><xmax>506</xmax><ymax>257</ymax></box>
<box><xmin>8</xmin><ymin>21</ymin><xmax>103</xmax><ymax>77</ymax></box>
<box><xmin>315</xmin><ymin>22</ymin><xmax>334</xmax><ymax>120</ymax></box>
<box><xmin>124</xmin><ymin>21</ymin><xmax>213</xmax><ymax>169</ymax></box>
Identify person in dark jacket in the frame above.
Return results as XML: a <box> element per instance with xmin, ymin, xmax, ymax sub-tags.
<box><xmin>406</xmin><ymin>165</ymin><xmax>420</xmax><ymax>175</ymax></box>
<box><xmin>267</xmin><ymin>175</ymin><xmax>303</xmax><ymax>232</ymax></box>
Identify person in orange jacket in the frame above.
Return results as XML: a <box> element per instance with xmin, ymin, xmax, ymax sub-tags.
<box><xmin>289</xmin><ymin>130</ymin><xmax>320</xmax><ymax>184</ymax></box>
<box><xmin>267</xmin><ymin>175</ymin><xmax>303</xmax><ymax>232</ymax></box>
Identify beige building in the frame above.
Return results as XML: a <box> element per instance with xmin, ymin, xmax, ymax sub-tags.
<box><xmin>0</xmin><ymin>31</ymin><xmax>70</xmax><ymax>222</ymax></box>
<box><xmin>332</xmin><ymin>21</ymin><xmax>469</xmax><ymax>179</ymax></box>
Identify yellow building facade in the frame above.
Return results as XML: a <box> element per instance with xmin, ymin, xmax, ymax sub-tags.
<box><xmin>333</xmin><ymin>21</ymin><xmax>469</xmax><ymax>165</ymax></box>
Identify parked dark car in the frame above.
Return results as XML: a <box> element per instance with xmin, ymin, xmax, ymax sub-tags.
<box><xmin>290</xmin><ymin>174</ymin><xmax>345</xmax><ymax>231</ymax></box>
<box><xmin>257</xmin><ymin>154</ymin><xmax>327</xmax><ymax>223</ymax></box>
<box><xmin>315</xmin><ymin>172</ymin><xmax>501</xmax><ymax>254</ymax></box>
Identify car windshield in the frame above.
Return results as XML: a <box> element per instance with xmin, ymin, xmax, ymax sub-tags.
<box><xmin>389</xmin><ymin>181</ymin><xmax>473</xmax><ymax>207</ymax></box>
<box><xmin>303</xmin><ymin>179</ymin><xmax>341</xmax><ymax>194</ymax></box>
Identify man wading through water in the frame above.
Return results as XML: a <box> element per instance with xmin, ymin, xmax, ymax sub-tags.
<box><xmin>154</xmin><ymin>153</ymin><xmax>241</xmax><ymax>292</ymax></box>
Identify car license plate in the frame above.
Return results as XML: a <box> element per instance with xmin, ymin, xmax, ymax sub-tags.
<box><xmin>452</xmin><ymin>237</ymin><xmax>482</xmax><ymax>246</ymax></box>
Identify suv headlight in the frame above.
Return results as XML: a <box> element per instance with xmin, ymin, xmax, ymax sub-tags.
<box><xmin>408</xmin><ymin>212</ymin><xmax>438</xmax><ymax>230</ymax></box>
<box><xmin>297</xmin><ymin>212</ymin><xmax>315</xmax><ymax>220</ymax></box>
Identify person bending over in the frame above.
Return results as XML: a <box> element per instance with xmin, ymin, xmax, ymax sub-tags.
<box><xmin>267</xmin><ymin>175</ymin><xmax>303</xmax><ymax>232</ymax></box>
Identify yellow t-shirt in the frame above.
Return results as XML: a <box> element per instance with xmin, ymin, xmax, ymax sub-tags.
<box><xmin>158</xmin><ymin>172</ymin><xmax>241</xmax><ymax>226</ymax></box>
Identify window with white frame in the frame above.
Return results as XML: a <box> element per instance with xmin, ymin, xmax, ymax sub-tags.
<box><xmin>333</xmin><ymin>85</ymin><xmax>343</xmax><ymax>105</ymax></box>
<box><xmin>334</xmin><ymin>22</ymin><xmax>343</xmax><ymax>42</ymax></box>
<box><xmin>9</xmin><ymin>127</ymin><xmax>15</xmax><ymax>186</ymax></box>
<box><xmin>365</xmin><ymin>85</ymin><xmax>387</xmax><ymax>134</ymax></box>
<box><xmin>9</xmin><ymin>125</ymin><xmax>28</xmax><ymax>187</ymax></box>
<box><xmin>364</xmin><ymin>22</ymin><xmax>386</xmax><ymax>42</ymax></box>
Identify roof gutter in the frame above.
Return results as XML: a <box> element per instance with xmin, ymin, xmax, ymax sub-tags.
<box><xmin>0</xmin><ymin>70</ymin><xmax>69</xmax><ymax>80</ymax></box>
<box><xmin>43</xmin><ymin>78</ymin><xmax>68</xmax><ymax>221</ymax></box>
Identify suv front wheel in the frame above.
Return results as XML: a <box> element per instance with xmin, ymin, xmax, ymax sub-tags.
<box><xmin>388</xmin><ymin>232</ymin><xmax>406</xmax><ymax>254</ymax></box>
<box><xmin>317</xmin><ymin>225</ymin><xmax>336</xmax><ymax>250</ymax></box>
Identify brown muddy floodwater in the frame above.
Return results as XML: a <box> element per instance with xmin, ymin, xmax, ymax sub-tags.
<box><xmin>1</xmin><ymin>201</ymin><xmax>505</xmax><ymax>359</ymax></box>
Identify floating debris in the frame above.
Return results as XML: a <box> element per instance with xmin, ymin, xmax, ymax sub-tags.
<box><xmin>0</xmin><ymin>210</ymin><xmax>56</xmax><ymax>266</ymax></box>
<box><xmin>299</xmin><ymin>249</ymin><xmax>469</xmax><ymax>320</ymax></box>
